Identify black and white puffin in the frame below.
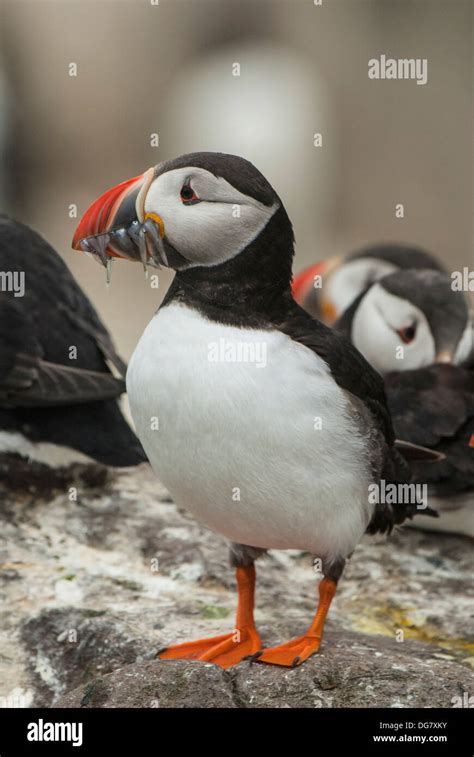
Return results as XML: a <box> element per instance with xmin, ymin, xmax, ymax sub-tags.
<box><xmin>336</xmin><ymin>268</ymin><xmax>472</xmax><ymax>373</ymax></box>
<box><xmin>293</xmin><ymin>243</ymin><xmax>444</xmax><ymax>325</ymax></box>
<box><xmin>73</xmin><ymin>152</ymin><xmax>438</xmax><ymax>669</ymax></box>
<box><xmin>0</xmin><ymin>216</ymin><xmax>146</xmax><ymax>472</ymax></box>
<box><xmin>333</xmin><ymin>268</ymin><xmax>473</xmax><ymax>536</ymax></box>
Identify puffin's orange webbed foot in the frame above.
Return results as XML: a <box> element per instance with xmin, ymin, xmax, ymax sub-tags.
<box><xmin>157</xmin><ymin>564</ymin><xmax>261</xmax><ymax>669</ymax></box>
<box><xmin>255</xmin><ymin>576</ymin><xmax>338</xmax><ymax>669</ymax></box>
<box><xmin>254</xmin><ymin>634</ymin><xmax>321</xmax><ymax>667</ymax></box>
<box><xmin>158</xmin><ymin>625</ymin><xmax>261</xmax><ymax>669</ymax></box>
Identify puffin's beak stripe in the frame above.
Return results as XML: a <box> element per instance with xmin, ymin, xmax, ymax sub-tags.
<box><xmin>144</xmin><ymin>212</ymin><xmax>165</xmax><ymax>239</ymax></box>
<box><xmin>321</xmin><ymin>298</ymin><xmax>338</xmax><ymax>324</ymax></box>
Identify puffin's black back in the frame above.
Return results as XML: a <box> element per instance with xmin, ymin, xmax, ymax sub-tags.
<box><xmin>350</xmin><ymin>243</ymin><xmax>444</xmax><ymax>272</ymax></box>
<box><xmin>385</xmin><ymin>364</ymin><xmax>474</xmax><ymax>496</ymax></box>
<box><xmin>0</xmin><ymin>216</ymin><xmax>146</xmax><ymax>466</ymax></box>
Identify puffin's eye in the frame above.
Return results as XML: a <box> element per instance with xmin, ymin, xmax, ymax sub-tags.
<box><xmin>397</xmin><ymin>324</ymin><xmax>417</xmax><ymax>344</ymax></box>
<box><xmin>180</xmin><ymin>184</ymin><xmax>200</xmax><ymax>205</ymax></box>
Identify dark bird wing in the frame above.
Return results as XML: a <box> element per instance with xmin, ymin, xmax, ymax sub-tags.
<box><xmin>281</xmin><ymin>301</ymin><xmax>394</xmax><ymax>441</ymax></box>
<box><xmin>0</xmin><ymin>215</ymin><xmax>127</xmax><ymax>406</ymax></box>
<box><xmin>0</xmin><ymin>216</ymin><xmax>146</xmax><ymax>467</ymax></box>
<box><xmin>279</xmin><ymin>300</ymin><xmax>438</xmax><ymax>533</ymax></box>
<box><xmin>0</xmin><ymin>297</ymin><xmax>125</xmax><ymax>408</ymax></box>
<box><xmin>385</xmin><ymin>364</ymin><xmax>474</xmax><ymax>495</ymax></box>
<box><xmin>56</xmin><ymin>301</ymin><xmax>127</xmax><ymax>378</ymax></box>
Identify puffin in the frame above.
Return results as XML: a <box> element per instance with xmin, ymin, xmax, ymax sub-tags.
<box><xmin>335</xmin><ymin>268</ymin><xmax>472</xmax><ymax>374</ymax></box>
<box><xmin>72</xmin><ymin>152</ymin><xmax>439</xmax><ymax>669</ymax></box>
<box><xmin>332</xmin><ymin>268</ymin><xmax>473</xmax><ymax>536</ymax></box>
<box><xmin>293</xmin><ymin>243</ymin><xmax>444</xmax><ymax>326</ymax></box>
<box><xmin>0</xmin><ymin>216</ymin><xmax>146</xmax><ymax>469</ymax></box>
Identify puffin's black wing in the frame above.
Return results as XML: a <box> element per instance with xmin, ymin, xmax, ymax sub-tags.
<box><xmin>385</xmin><ymin>364</ymin><xmax>474</xmax><ymax>495</ymax></box>
<box><xmin>280</xmin><ymin>301</ymin><xmax>394</xmax><ymax>443</ymax></box>
<box><xmin>0</xmin><ymin>216</ymin><xmax>145</xmax><ymax>467</ymax></box>
<box><xmin>0</xmin><ymin>214</ymin><xmax>127</xmax><ymax>377</ymax></box>
<box><xmin>56</xmin><ymin>300</ymin><xmax>127</xmax><ymax>378</ymax></box>
<box><xmin>279</xmin><ymin>301</ymin><xmax>438</xmax><ymax>532</ymax></box>
<box><xmin>0</xmin><ymin>298</ymin><xmax>125</xmax><ymax>408</ymax></box>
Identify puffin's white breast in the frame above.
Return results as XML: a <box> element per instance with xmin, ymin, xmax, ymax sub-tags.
<box><xmin>127</xmin><ymin>302</ymin><xmax>374</xmax><ymax>563</ymax></box>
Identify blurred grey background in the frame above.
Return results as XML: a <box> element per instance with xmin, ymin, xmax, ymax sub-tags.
<box><xmin>0</xmin><ymin>0</ymin><xmax>472</xmax><ymax>359</ymax></box>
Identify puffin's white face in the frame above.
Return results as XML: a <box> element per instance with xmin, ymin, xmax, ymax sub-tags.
<box><xmin>352</xmin><ymin>284</ymin><xmax>435</xmax><ymax>373</ymax></box>
<box><xmin>325</xmin><ymin>257</ymin><xmax>397</xmax><ymax>318</ymax></box>
<box><xmin>144</xmin><ymin>167</ymin><xmax>279</xmax><ymax>267</ymax></box>
<box><xmin>454</xmin><ymin>321</ymin><xmax>474</xmax><ymax>365</ymax></box>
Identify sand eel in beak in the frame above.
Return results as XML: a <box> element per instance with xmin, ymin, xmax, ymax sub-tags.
<box><xmin>293</xmin><ymin>243</ymin><xmax>444</xmax><ymax>326</ymax></box>
<box><xmin>0</xmin><ymin>216</ymin><xmax>146</xmax><ymax>468</ymax></box>
<box><xmin>73</xmin><ymin>152</ymin><xmax>439</xmax><ymax>669</ymax></box>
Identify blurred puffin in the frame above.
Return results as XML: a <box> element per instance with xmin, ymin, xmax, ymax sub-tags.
<box><xmin>336</xmin><ymin>268</ymin><xmax>472</xmax><ymax>373</ymax></box>
<box><xmin>293</xmin><ymin>243</ymin><xmax>444</xmax><ymax>325</ymax></box>
<box><xmin>333</xmin><ymin>268</ymin><xmax>473</xmax><ymax>537</ymax></box>
<box><xmin>73</xmin><ymin>152</ymin><xmax>438</xmax><ymax>669</ymax></box>
<box><xmin>0</xmin><ymin>216</ymin><xmax>146</xmax><ymax>478</ymax></box>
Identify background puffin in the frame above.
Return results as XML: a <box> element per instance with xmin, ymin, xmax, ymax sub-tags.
<box><xmin>73</xmin><ymin>152</ymin><xmax>439</xmax><ymax>669</ymax></box>
<box><xmin>293</xmin><ymin>243</ymin><xmax>444</xmax><ymax>325</ymax></box>
<box><xmin>331</xmin><ymin>268</ymin><xmax>473</xmax><ymax>537</ymax></box>
<box><xmin>0</xmin><ymin>216</ymin><xmax>146</xmax><ymax>483</ymax></box>
<box><xmin>336</xmin><ymin>268</ymin><xmax>472</xmax><ymax>373</ymax></box>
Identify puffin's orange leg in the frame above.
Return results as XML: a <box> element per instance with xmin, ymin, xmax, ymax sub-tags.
<box><xmin>158</xmin><ymin>564</ymin><xmax>261</xmax><ymax>669</ymax></box>
<box><xmin>255</xmin><ymin>577</ymin><xmax>337</xmax><ymax>667</ymax></box>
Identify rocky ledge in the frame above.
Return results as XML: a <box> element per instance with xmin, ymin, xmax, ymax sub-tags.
<box><xmin>1</xmin><ymin>461</ymin><xmax>472</xmax><ymax>708</ymax></box>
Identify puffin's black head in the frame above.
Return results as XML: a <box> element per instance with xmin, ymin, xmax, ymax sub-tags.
<box><xmin>73</xmin><ymin>153</ymin><xmax>294</xmax><ymax>293</ymax></box>
<box><xmin>350</xmin><ymin>268</ymin><xmax>472</xmax><ymax>373</ymax></box>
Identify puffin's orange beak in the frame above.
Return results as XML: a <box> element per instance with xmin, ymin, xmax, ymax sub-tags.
<box><xmin>72</xmin><ymin>167</ymin><xmax>165</xmax><ymax>267</ymax></box>
<box><xmin>292</xmin><ymin>261</ymin><xmax>327</xmax><ymax>305</ymax></box>
<box><xmin>292</xmin><ymin>257</ymin><xmax>342</xmax><ymax>324</ymax></box>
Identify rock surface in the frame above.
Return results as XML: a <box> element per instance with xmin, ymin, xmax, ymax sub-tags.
<box><xmin>1</xmin><ymin>462</ymin><xmax>473</xmax><ymax>708</ymax></box>
<box><xmin>55</xmin><ymin>632</ymin><xmax>473</xmax><ymax>709</ymax></box>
